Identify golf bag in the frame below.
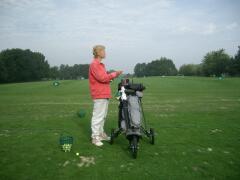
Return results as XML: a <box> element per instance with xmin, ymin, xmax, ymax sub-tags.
<box><xmin>110</xmin><ymin>79</ymin><xmax>154</xmax><ymax>159</ymax></box>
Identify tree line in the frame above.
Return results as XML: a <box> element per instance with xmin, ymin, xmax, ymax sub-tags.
<box><xmin>1</xmin><ymin>47</ymin><xmax>240</xmax><ymax>83</ymax></box>
<box><xmin>0</xmin><ymin>48</ymin><xmax>89</xmax><ymax>83</ymax></box>
<box><xmin>179</xmin><ymin>47</ymin><xmax>240</xmax><ymax>77</ymax></box>
<box><xmin>134</xmin><ymin>47</ymin><xmax>240</xmax><ymax>77</ymax></box>
<box><xmin>134</xmin><ymin>57</ymin><xmax>178</xmax><ymax>77</ymax></box>
<box><xmin>49</xmin><ymin>64</ymin><xmax>89</xmax><ymax>80</ymax></box>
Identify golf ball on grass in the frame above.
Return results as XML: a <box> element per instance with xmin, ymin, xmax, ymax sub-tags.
<box><xmin>207</xmin><ymin>148</ymin><xmax>212</xmax><ymax>152</ymax></box>
<box><xmin>76</xmin><ymin>152</ymin><xmax>79</xmax><ymax>156</ymax></box>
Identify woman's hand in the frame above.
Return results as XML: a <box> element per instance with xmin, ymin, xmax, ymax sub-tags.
<box><xmin>116</xmin><ymin>70</ymin><xmax>123</xmax><ymax>77</ymax></box>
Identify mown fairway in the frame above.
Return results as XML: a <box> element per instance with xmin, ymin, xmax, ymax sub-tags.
<box><xmin>0</xmin><ymin>77</ymin><xmax>240</xmax><ymax>180</ymax></box>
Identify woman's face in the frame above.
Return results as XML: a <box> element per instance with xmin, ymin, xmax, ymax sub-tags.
<box><xmin>98</xmin><ymin>49</ymin><xmax>106</xmax><ymax>59</ymax></box>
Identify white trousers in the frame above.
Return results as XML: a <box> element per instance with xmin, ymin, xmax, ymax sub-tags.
<box><xmin>91</xmin><ymin>99</ymin><xmax>109</xmax><ymax>138</ymax></box>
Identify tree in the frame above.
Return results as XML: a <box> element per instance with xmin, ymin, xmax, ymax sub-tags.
<box><xmin>59</xmin><ymin>64</ymin><xmax>71</xmax><ymax>79</ymax></box>
<box><xmin>179</xmin><ymin>64</ymin><xmax>202</xmax><ymax>76</ymax></box>
<box><xmin>58</xmin><ymin>64</ymin><xmax>89</xmax><ymax>80</ymax></box>
<box><xmin>134</xmin><ymin>57</ymin><xmax>177</xmax><ymax>77</ymax></box>
<box><xmin>78</xmin><ymin>64</ymin><xmax>89</xmax><ymax>79</ymax></box>
<box><xmin>0</xmin><ymin>48</ymin><xmax>50</xmax><ymax>83</ymax></box>
<box><xmin>145</xmin><ymin>57</ymin><xmax>177</xmax><ymax>76</ymax></box>
<box><xmin>229</xmin><ymin>46</ymin><xmax>240</xmax><ymax>76</ymax></box>
<box><xmin>0</xmin><ymin>59</ymin><xmax>8</xmax><ymax>82</ymax></box>
<box><xmin>134</xmin><ymin>63</ymin><xmax>147</xmax><ymax>77</ymax></box>
<box><xmin>71</xmin><ymin>64</ymin><xmax>89</xmax><ymax>79</ymax></box>
<box><xmin>49</xmin><ymin>66</ymin><xmax>59</xmax><ymax>79</ymax></box>
<box><xmin>202</xmin><ymin>49</ymin><xmax>231</xmax><ymax>76</ymax></box>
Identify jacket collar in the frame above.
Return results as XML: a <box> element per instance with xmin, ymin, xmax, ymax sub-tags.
<box><xmin>93</xmin><ymin>58</ymin><xmax>104</xmax><ymax>64</ymax></box>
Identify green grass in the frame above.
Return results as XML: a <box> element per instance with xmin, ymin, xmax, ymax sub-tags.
<box><xmin>0</xmin><ymin>76</ymin><xmax>240</xmax><ymax>180</ymax></box>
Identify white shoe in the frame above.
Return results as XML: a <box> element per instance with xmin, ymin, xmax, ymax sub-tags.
<box><xmin>92</xmin><ymin>137</ymin><xmax>103</xmax><ymax>147</ymax></box>
<box><xmin>99</xmin><ymin>132</ymin><xmax>110</xmax><ymax>141</ymax></box>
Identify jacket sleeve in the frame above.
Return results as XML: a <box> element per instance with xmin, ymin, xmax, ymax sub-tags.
<box><xmin>90</xmin><ymin>63</ymin><xmax>117</xmax><ymax>83</ymax></box>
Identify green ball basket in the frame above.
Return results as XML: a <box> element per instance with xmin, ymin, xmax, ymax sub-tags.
<box><xmin>59</xmin><ymin>134</ymin><xmax>73</xmax><ymax>152</ymax></box>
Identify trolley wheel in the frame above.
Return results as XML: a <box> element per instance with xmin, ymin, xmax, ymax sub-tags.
<box><xmin>130</xmin><ymin>135</ymin><xmax>138</xmax><ymax>159</ymax></box>
<box><xmin>149</xmin><ymin>128</ymin><xmax>155</xmax><ymax>145</ymax></box>
<box><xmin>110</xmin><ymin>129</ymin><xmax>115</xmax><ymax>145</ymax></box>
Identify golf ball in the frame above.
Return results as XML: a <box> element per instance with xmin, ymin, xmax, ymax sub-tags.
<box><xmin>76</xmin><ymin>152</ymin><xmax>79</xmax><ymax>156</ymax></box>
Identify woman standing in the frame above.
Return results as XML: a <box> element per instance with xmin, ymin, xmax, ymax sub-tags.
<box><xmin>88</xmin><ymin>45</ymin><xmax>122</xmax><ymax>146</ymax></box>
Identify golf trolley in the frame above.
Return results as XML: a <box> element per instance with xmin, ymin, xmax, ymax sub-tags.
<box><xmin>110</xmin><ymin>78</ymin><xmax>155</xmax><ymax>158</ymax></box>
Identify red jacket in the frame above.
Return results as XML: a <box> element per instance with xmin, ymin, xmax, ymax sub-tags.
<box><xmin>89</xmin><ymin>58</ymin><xmax>117</xmax><ymax>99</ymax></box>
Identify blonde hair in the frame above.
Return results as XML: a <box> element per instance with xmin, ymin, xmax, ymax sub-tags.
<box><xmin>93</xmin><ymin>45</ymin><xmax>105</xmax><ymax>58</ymax></box>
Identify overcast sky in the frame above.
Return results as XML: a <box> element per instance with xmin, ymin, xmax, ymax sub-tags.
<box><xmin>0</xmin><ymin>0</ymin><xmax>239</xmax><ymax>73</ymax></box>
